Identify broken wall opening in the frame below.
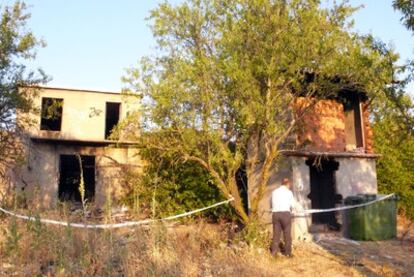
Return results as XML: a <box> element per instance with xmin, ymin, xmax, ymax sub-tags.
<box><xmin>343</xmin><ymin>94</ymin><xmax>364</xmax><ymax>149</ymax></box>
<box><xmin>58</xmin><ymin>155</ymin><xmax>95</xmax><ymax>203</ymax></box>
<box><xmin>40</xmin><ymin>97</ymin><xmax>63</xmax><ymax>131</ymax></box>
<box><xmin>105</xmin><ymin>102</ymin><xmax>121</xmax><ymax>139</ymax></box>
<box><xmin>306</xmin><ymin>158</ymin><xmax>342</xmax><ymax>230</ymax></box>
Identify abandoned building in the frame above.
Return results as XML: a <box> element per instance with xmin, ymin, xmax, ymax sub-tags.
<box><xmin>5</xmin><ymin>84</ymin><xmax>379</xmax><ymax>240</ymax></box>
<box><xmin>11</xmin><ymin>86</ymin><xmax>141</xmax><ymax>208</ymax></box>
<box><xmin>250</xmin><ymin>90</ymin><xmax>380</xmax><ymax>240</ymax></box>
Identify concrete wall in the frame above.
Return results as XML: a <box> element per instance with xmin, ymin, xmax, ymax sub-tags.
<box><xmin>335</xmin><ymin>157</ymin><xmax>378</xmax><ymax>196</ymax></box>
<box><xmin>249</xmin><ymin>156</ymin><xmax>293</xmax><ymax>223</ymax></box>
<box><xmin>20</xmin><ymin>87</ymin><xmax>140</xmax><ymax>141</ymax></box>
<box><xmin>9</xmin><ymin>87</ymin><xmax>142</xmax><ymax>208</ymax></box>
<box><xmin>13</xmin><ymin>142</ymin><xmax>141</xmax><ymax>208</ymax></box>
<box><xmin>254</xmin><ymin>155</ymin><xmax>378</xmax><ymax>241</ymax></box>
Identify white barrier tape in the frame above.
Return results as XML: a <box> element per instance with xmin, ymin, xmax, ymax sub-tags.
<box><xmin>266</xmin><ymin>193</ymin><xmax>395</xmax><ymax>215</ymax></box>
<box><xmin>0</xmin><ymin>198</ymin><xmax>234</xmax><ymax>229</ymax></box>
<box><xmin>293</xmin><ymin>193</ymin><xmax>395</xmax><ymax>216</ymax></box>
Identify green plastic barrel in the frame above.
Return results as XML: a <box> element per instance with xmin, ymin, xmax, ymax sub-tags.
<box><xmin>343</xmin><ymin>194</ymin><xmax>397</xmax><ymax>241</ymax></box>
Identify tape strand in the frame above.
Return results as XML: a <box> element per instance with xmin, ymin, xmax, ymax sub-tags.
<box><xmin>0</xmin><ymin>197</ymin><xmax>234</xmax><ymax>229</ymax></box>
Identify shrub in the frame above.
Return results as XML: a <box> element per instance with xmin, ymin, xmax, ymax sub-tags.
<box><xmin>121</xmin><ymin>148</ymin><xmax>237</xmax><ymax>221</ymax></box>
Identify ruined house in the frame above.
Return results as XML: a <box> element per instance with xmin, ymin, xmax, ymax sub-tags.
<box><xmin>250</xmin><ymin>89</ymin><xmax>379</xmax><ymax>240</ymax></box>
<box><xmin>12</xmin><ymin>87</ymin><xmax>141</xmax><ymax>208</ymax></box>
<box><xmin>6</xmin><ymin>84</ymin><xmax>378</xmax><ymax>239</ymax></box>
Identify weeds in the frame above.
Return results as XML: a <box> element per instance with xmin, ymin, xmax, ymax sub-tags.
<box><xmin>3</xmin><ymin>218</ymin><xmax>22</xmax><ymax>256</ymax></box>
<box><xmin>0</xmin><ymin>212</ymin><xmax>366</xmax><ymax>276</ymax></box>
<box><xmin>236</xmin><ymin>219</ymin><xmax>271</xmax><ymax>249</ymax></box>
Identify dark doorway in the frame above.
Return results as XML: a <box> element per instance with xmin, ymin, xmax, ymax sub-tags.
<box><xmin>59</xmin><ymin>155</ymin><xmax>95</xmax><ymax>202</ymax></box>
<box><xmin>105</xmin><ymin>102</ymin><xmax>121</xmax><ymax>139</ymax></box>
<box><xmin>306</xmin><ymin>158</ymin><xmax>341</xmax><ymax>229</ymax></box>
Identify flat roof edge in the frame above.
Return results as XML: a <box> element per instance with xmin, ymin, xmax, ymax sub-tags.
<box><xmin>30</xmin><ymin>136</ymin><xmax>139</xmax><ymax>147</ymax></box>
<box><xmin>19</xmin><ymin>85</ymin><xmax>139</xmax><ymax>97</ymax></box>
<box><xmin>281</xmin><ymin>150</ymin><xmax>381</xmax><ymax>159</ymax></box>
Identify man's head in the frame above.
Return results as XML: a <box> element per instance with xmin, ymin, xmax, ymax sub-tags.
<box><xmin>282</xmin><ymin>177</ymin><xmax>291</xmax><ymax>188</ymax></box>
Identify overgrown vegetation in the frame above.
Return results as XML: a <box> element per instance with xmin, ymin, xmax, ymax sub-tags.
<box><xmin>121</xmin><ymin>145</ymin><xmax>237</xmax><ymax>221</ymax></box>
<box><xmin>0</xmin><ymin>215</ymin><xmax>369</xmax><ymax>276</ymax></box>
<box><xmin>370</xmin><ymin>1</ymin><xmax>414</xmax><ymax>219</ymax></box>
<box><xmin>123</xmin><ymin>0</ymin><xmax>396</xmax><ymax>224</ymax></box>
<box><xmin>0</xmin><ymin>1</ymin><xmax>48</xmax><ymax>200</ymax></box>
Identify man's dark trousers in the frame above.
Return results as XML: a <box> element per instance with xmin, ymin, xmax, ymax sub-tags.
<box><xmin>271</xmin><ymin>211</ymin><xmax>292</xmax><ymax>256</ymax></box>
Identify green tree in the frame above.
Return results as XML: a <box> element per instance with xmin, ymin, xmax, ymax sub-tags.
<box><xmin>372</xmin><ymin>95</ymin><xmax>414</xmax><ymax>218</ymax></box>
<box><xmin>366</xmin><ymin>1</ymin><xmax>414</xmax><ymax>218</ymax></box>
<box><xmin>0</xmin><ymin>1</ymin><xmax>47</xmax><ymax>179</ymax></box>
<box><xmin>121</xmin><ymin>144</ymin><xmax>236</xmax><ymax>220</ymax></box>
<box><xmin>393</xmin><ymin>0</ymin><xmax>414</xmax><ymax>32</ymax></box>
<box><xmin>124</xmin><ymin>0</ymin><xmax>395</xmax><ymax>224</ymax></box>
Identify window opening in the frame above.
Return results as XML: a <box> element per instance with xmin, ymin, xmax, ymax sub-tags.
<box><xmin>40</xmin><ymin>97</ymin><xmax>63</xmax><ymax>131</ymax></box>
<box><xmin>105</xmin><ymin>102</ymin><xmax>121</xmax><ymax>139</ymax></box>
<box><xmin>343</xmin><ymin>94</ymin><xmax>363</xmax><ymax>149</ymax></box>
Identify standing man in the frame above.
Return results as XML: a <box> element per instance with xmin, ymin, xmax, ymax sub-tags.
<box><xmin>270</xmin><ymin>177</ymin><xmax>295</xmax><ymax>257</ymax></box>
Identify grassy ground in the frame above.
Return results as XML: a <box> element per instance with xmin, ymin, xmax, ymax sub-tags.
<box><xmin>0</xmin><ymin>211</ymin><xmax>412</xmax><ymax>276</ymax></box>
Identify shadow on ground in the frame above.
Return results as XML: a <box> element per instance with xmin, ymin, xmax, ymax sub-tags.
<box><xmin>314</xmin><ymin>218</ymin><xmax>414</xmax><ymax>277</ymax></box>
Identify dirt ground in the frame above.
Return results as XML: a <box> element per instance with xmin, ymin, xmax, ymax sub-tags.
<box><xmin>308</xmin><ymin>216</ymin><xmax>414</xmax><ymax>277</ymax></box>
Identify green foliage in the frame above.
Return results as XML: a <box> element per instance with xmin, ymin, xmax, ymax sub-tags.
<box><xmin>76</xmin><ymin>154</ymin><xmax>87</xmax><ymax>213</ymax></box>
<box><xmin>3</xmin><ymin>218</ymin><xmax>22</xmax><ymax>255</ymax></box>
<box><xmin>0</xmin><ymin>1</ymin><xmax>48</xmax><ymax>180</ymax></box>
<box><xmin>41</xmin><ymin>98</ymin><xmax>63</xmax><ymax>120</ymax></box>
<box><xmin>393</xmin><ymin>0</ymin><xmax>414</xmax><ymax>32</ymax></box>
<box><xmin>372</xmin><ymin>95</ymin><xmax>414</xmax><ymax>219</ymax></box>
<box><xmin>236</xmin><ymin>219</ymin><xmax>270</xmax><ymax>249</ymax></box>
<box><xmin>122</xmin><ymin>145</ymin><xmax>237</xmax><ymax>220</ymax></box>
<box><xmin>123</xmin><ymin>0</ymin><xmax>396</xmax><ymax>223</ymax></box>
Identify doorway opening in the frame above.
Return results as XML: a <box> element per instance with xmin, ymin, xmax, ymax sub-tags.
<box><xmin>306</xmin><ymin>158</ymin><xmax>342</xmax><ymax>230</ymax></box>
<box><xmin>59</xmin><ymin>155</ymin><xmax>95</xmax><ymax>203</ymax></box>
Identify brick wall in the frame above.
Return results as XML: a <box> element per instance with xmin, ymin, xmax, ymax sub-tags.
<box><xmin>294</xmin><ymin>97</ymin><xmax>374</xmax><ymax>153</ymax></box>
<box><xmin>295</xmin><ymin>97</ymin><xmax>346</xmax><ymax>151</ymax></box>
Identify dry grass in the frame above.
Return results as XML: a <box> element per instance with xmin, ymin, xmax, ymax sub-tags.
<box><xmin>1</xmin><ymin>207</ymin><xmax>412</xmax><ymax>276</ymax></box>
<box><xmin>0</xmin><ymin>211</ymin><xmax>367</xmax><ymax>277</ymax></box>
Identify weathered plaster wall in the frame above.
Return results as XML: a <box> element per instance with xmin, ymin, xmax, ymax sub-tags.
<box><xmin>290</xmin><ymin>156</ymin><xmax>313</xmax><ymax>240</ymax></box>
<box><xmin>249</xmin><ymin>156</ymin><xmax>293</xmax><ymax>225</ymax></box>
<box><xmin>8</xmin><ymin>87</ymin><xmax>142</xmax><ymax>208</ymax></box>
<box><xmin>20</xmin><ymin>87</ymin><xmax>140</xmax><ymax>141</ymax></box>
<box><xmin>14</xmin><ymin>143</ymin><xmax>141</xmax><ymax>208</ymax></box>
<box><xmin>335</xmin><ymin>157</ymin><xmax>378</xmax><ymax>196</ymax></box>
<box><xmin>254</xmin><ymin>156</ymin><xmax>378</xmax><ymax>241</ymax></box>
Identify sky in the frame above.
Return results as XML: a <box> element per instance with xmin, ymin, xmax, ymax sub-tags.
<box><xmin>3</xmin><ymin>0</ymin><xmax>414</xmax><ymax>93</ymax></box>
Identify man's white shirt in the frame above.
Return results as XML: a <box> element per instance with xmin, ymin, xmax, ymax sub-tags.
<box><xmin>271</xmin><ymin>185</ymin><xmax>295</xmax><ymax>212</ymax></box>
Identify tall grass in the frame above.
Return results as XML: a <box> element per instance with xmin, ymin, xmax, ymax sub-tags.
<box><xmin>0</xmin><ymin>212</ymin><xmax>364</xmax><ymax>277</ymax></box>
<box><xmin>0</xmin><ymin>216</ymin><xmax>260</xmax><ymax>276</ymax></box>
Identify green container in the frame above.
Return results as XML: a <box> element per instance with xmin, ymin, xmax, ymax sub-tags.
<box><xmin>343</xmin><ymin>194</ymin><xmax>397</xmax><ymax>241</ymax></box>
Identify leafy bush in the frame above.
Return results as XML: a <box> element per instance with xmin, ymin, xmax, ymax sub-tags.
<box><xmin>373</xmin><ymin>96</ymin><xmax>414</xmax><ymax>219</ymax></box>
<box><xmin>121</xmin><ymin>148</ymin><xmax>237</xmax><ymax>221</ymax></box>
